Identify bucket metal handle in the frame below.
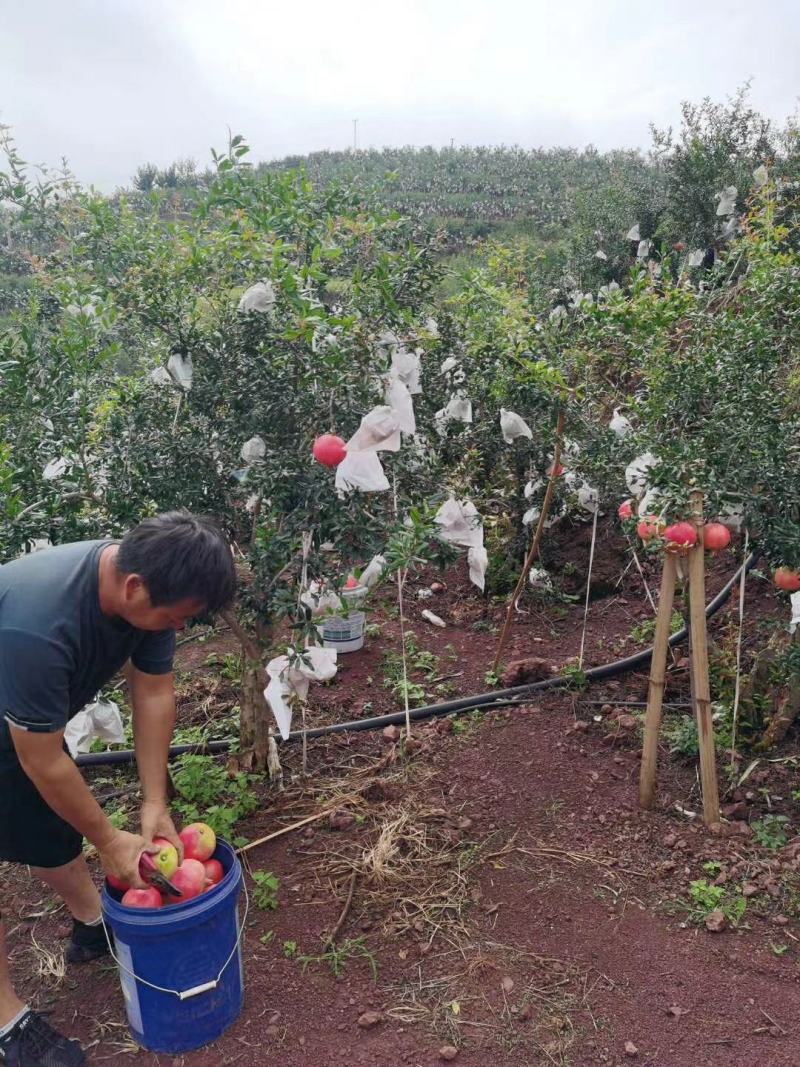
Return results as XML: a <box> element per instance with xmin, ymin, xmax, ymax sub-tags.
<box><xmin>101</xmin><ymin>875</ymin><xmax>249</xmax><ymax>1000</ymax></box>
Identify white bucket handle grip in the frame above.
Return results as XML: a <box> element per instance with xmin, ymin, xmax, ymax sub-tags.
<box><xmin>101</xmin><ymin>874</ymin><xmax>249</xmax><ymax>1000</ymax></box>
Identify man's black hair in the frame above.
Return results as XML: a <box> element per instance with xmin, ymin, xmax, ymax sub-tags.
<box><xmin>116</xmin><ymin>511</ymin><xmax>236</xmax><ymax>613</ymax></box>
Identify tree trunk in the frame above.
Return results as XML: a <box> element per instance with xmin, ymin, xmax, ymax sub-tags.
<box><xmin>760</xmin><ymin>629</ymin><xmax>800</xmax><ymax>749</ymax></box>
<box><xmin>221</xmin><ymin>609</ymin><xmax>275</xmax><ymax>775</ymax></box>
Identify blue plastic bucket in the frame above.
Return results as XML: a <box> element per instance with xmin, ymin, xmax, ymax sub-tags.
<box><xmin>101</xmin><ymin>839</ymin><xmax>245</xmax><ymax>1053</ymax></box>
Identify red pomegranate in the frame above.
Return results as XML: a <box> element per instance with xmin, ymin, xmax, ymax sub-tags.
<box><xmin>618</xmin><ymin>499</ymin><xmax>633</xmax><ymax>520</ymax></box>
<box><xmin>664</xmin><ymin>522</ymin><xmax>697</xmax><ymax>553</ymax></box>
<box><xmin>774</xmin><ymin>567</ymin><xmax>800</xmax><ymax>592</ymax></box>
<box><xmin>312</xmin><ymin>434</ymin><xmax>347</xmax><ymax>467</ymax></box>
<box><xmin>637</xmin><ymin>516</ymin><xmax>664</xmax><ymax>542</ymax></box>
<box><xmin>703</xmin><ymin>523</ymin><xmax>731</xmax><ymax>552</ymax></box>
<box><xmin>203</xmin><ymin>859</ymin><xmax>225</xmax><ymax>886</ymax></box>
<box><xmin>167</xmin><ymin>859</ymin><xmax>207</xmax><ymax>904</ymax></box>
<box><xmin>122</xmin><ymin>887</ymin><xmax>162</xmax><ymax>909</ymax></box>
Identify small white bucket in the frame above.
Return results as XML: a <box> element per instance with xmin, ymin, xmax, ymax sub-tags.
<box><xmin>317</xmin><ymin>611</ymin><xmax>366</xmax><ymax>653</ymax></box>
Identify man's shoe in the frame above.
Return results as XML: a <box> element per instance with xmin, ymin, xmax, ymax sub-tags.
<box><xmin>65</xmin><ymin>918</ymin><xmax>111</xmax><ymax>965</ymax></box>
<box><xmin>0</xmin><ymin>1011</ymin><xmax>85</xmax><ymax>1066</ymax></box>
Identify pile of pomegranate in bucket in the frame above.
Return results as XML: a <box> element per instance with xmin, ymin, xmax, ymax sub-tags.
<box><xmin>108</xmin><ymin>822</ymin><xmax>223</xmax><ymax>908</ymax></box>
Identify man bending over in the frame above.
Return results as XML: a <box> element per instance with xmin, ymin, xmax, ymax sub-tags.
<box><xmin>0</xmin><ymin>512</ymin><xmax>236</xmax><ymax>1066</ymax></box>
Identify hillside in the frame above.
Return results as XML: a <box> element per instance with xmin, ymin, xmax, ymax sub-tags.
<box><xmin>259</xmin><ymin>144</ymin><xmax>656</xmax><ymax>244</ymax></box>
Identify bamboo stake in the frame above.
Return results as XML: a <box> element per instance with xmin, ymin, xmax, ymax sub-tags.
<box><xmin>687</xmin><ymin>491</ymin><xmax>720</xmax><ymax>825</ymax></box>
<box><xmin>729</xmin><ymin>529</ymin><xmax>749</xmax><ymax>767</ymax></box>
<box><xmin>492</xmin><ymin>409</ymin><xmax>565</xmax><ymax>673</ymax></box>
<box><xmin>578</xmin><ymin>507</ymin><xmax>600</xmax><ymax>668</ymax></box>
<box><xmin>639</xmin><ymin>552</ymin><xmax>678</xmax><ymax>809</ymax></box>
<box><xmin>236</xmin><ymin>808</ymin><xmax>336</xmax><ymax>854</ymax></box>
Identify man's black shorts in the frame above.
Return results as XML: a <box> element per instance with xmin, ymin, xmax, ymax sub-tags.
<box><xmin>0</xmin><ymin>747</ymin><xmax>83</xmax><ymax>868</ymax></box>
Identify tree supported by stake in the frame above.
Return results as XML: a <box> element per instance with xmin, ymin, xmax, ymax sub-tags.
<box><xmin>638</xmin><ymin>491</ymin><xmax>720</xmax><ymax>825</ymax></box>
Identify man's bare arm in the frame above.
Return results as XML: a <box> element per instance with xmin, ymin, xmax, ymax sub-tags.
<box><xmin>128</xmin><ymin>666</ymin><xmax>183</xmax><ymax>857</ymax></box>
<box><xmin>10</xmin><ymin>725</ymin><xmax>149</xmax><ymax>885</ymax></box>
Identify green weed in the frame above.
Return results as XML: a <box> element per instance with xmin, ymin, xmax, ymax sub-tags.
<box><xmin>297</xmin><ymin>936</ymin><xmax>378</xmax><ymax>981</ymax></box>
<box><xmin>560</xmin><ymin>661</ymin><xmax>588</xmax><ymax>691</ymax></box>
<box><xmin>172</xmin><ymin>754</ymin><xmax>258</xmax><ymax>845</ymax></box>
<box><xmin>751</xmin><ymin>814</ymin><xmax>791</xmax><ymax>850</ymax></box>
<box><xmin>251</xmin><ymin>870</ymin><xmax>280</xmax><ymax>910</ymax></box>
<box><xmin>686</xmin><ymin>879</ymin><xmax>747</xmax><ymax>926</ymax></box>
<box><xmin>451</xmin><ymin>708</ymin><xmax>484</xmax><ymax>736</ymax></box>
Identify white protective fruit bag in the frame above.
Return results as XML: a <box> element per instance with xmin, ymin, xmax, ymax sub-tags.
<box><xmin>64</xmin><ymin>698</ymin><xmax>125</xmax><ymax>757</ymax></box>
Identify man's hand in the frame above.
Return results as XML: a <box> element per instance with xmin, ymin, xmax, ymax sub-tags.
<box><xmin>140</xmin><ymin>799</ymin><xmax>184</xmax><ymax>862</ymax></box>
<box><xmin>98</xmin><ymin>828</ymin><xmax>153</xmax><ymax>889</ymax></box>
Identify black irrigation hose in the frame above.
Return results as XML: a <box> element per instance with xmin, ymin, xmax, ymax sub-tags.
<box><xmin>76</xmin><ymin>552</ymin><xmax>759</xmax><ymax>768</ymax></box>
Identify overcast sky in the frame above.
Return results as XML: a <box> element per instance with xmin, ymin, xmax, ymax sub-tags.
<box><xmin>2</xmin><ymin>0</ymin><xmax>799</xmax><ymax>191</ymax></box>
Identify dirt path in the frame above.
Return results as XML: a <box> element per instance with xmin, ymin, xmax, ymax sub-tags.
<box><xmin>4</xmin><ymin>534</ymin><xmax>798</xmax><ymax>1066</ymax></box>
<box><xmin>8</xmin><ymin>691</ymin><xmax>800</xmax><ymax>1067</ymax></box>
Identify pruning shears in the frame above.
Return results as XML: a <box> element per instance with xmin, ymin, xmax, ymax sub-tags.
<box><xmin>139</xmin><ymin>850</ymin><xmax>181</xmax><ymax>897</ymax></box>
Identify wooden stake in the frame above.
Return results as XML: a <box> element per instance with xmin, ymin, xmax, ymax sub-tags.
<box><xmin>687</xmin><ymin>490</ymin><xmax>720</xmax><ymax>825</ymax></box>
<box><xmin>492</xmin><ymin>409</ymin><xmax>565</xmax><ymax>674</ymax></box>
<box><xmin>639</xmin><ymin>552</ymin><xmax>678</xmax><ymax>809</ymax></box>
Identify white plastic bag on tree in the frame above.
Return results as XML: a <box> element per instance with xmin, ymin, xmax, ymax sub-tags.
<box><xmin>264</xmin><ymin>646</ymin><xmax>338</xmax><ymax>740</ymax></box>
<box><xmin>335</xmin><ymin>451</ymin><xmax>390</xmax><ymax>493</ymax></box>
<box><xmin>598</xmin><ymin>281</ymin><xmax>620</xmax><ymax>300</ymax></box>
<box><xmin>346</xmin><ymin>406</ymin><xmax>402</xmax><ymax>453</ymax></box>
<box><xmin>577</xmin><ymin>484</ymin><xmax>599</xmax><ymax>514</ymax></box>
<box><xmin>440</xmin><ymin>356</ymin><xmax>458</xmax><ymax>375</ymax></box>
<box><xmin>434</xmin><ymin>498</ymin><xmax>483</xmax><ymax>548</ymax></box>
<box><xmin>300</xmin><ymin>581</ymin><xmax>343</xmax><ymax>617</ymax></box>
<box><xmin>377</xmin><ymin>328</ymin><xmax>402</xmax><ymax>350</ymax></box>
<box><xmin>467</xmin><ymin>544</ymin><xmax>488</xmax><ymax>591</ymax></box>
<box><xmin>524</xmin><ymin>478</ymin><xmax>544</xmax><ymax>500</ymax></box>
<box><xmin>384</xmin><ymin>376</ymin><xmax>416</xmax><ymax>435</ymax></box>
<box><xmin>19</xmin><ymin>538</ymin><xmax>52</xmax><ymax>557</ymax></box>
<box><xmin>626</xmin><ymin>223</ymin><xmax>641</xmax><ymax>241</ymax></box>
<box><xmin>167</xmin><ymin>352</ymin><xmax>193</xmax><ymax>391</ymax></box>
<box><xmin>688</xmin><ymin>249</ymin><xmax>705</xmax><ymax>268</ymax></box>
<box><xmin>529</xmin><ymin>565</ymin><xmax>553</xmax><ymax>591</ymax></box>
<box><xmin>639</xmin><ymin>486</ymin><xmax>663</xmax><ymax>518</ymax></box>
<box><xmin>790</xmin><ymin>592</ymin><xmax>800</xmax><ymax>635</ymax></box>
<box><xmin>434</xmin><ymin>392</ymin><xmax>472</xmax><ymax>434</ymax></box>
<box><xmin>150</xmin><ymin>366</ymin><xmax>173</xmax><ymax>387</ymax></box>
<box><xmin>500</xmin><ymin>409</ymin><xmax>532</xmax><ymax>443</ymax></box>
<box><xmin>240</xmin><ymin>436</ymin><xmax>266</xmax><ymax>464</ymax></box>
<box><xmin>43</xmin><ymin>457</ymin><xmax>70</xmax><ymax>481</ymax></box>
<box><xmin>753</xmin><ymin>164</ymin><xmax>768</xmax><ymax>189</ymax></box>
<box><xmin>609</xmin><ymin>409</ymin><xmax>632</xmax><ymax>438</ymax></box>
<box><xmin>424</xmin><ymin>316</ymin><xmax>439</xmax><ymax>338</ymax></box>
<box><xmin>524</xmin><ymin>504</ymin><xmax>563</xmax><ymax>529</ymax></box>
<box><xmin>64</xmin><ymin>698</ymin><xmax>125</xmax><ymax>757</ymax></box>
<box><xmin>625</xmin><ymin>452</ymin><xmax>658</xmax><ymax>498</ymax></box>
<box><xmin>390</xmin><ymin>346</ymin><xmax>422</xmax><ymax>395</ymax></box>
<box><xmin>716</xmin><ymin>186</ymin><xmax>737</xmax><ymax>216</ymax></box>
<box><xmin>435</xmin><ymin>498</ymin><xmax>487</xmax><ymax>592</ymax></box>
<box><xmin>238</xmin><ymin>281</ymin><xmax>276</xmax><ymax>313</ymax></box>
<box><xmin>360</xmin><ymin>554</ymin><xmax>386</xmax><ymax>589</ymax></box>
<box><xmin>716</xmin><ymin>501</ymin><xmax>744</xmax><ymax>531</ymax></box>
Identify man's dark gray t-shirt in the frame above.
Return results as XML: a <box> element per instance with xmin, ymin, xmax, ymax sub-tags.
<box><xmin>0</xmin><ymin>540</ymin><xmax>175</xmax><ymax>751</ymax></box>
